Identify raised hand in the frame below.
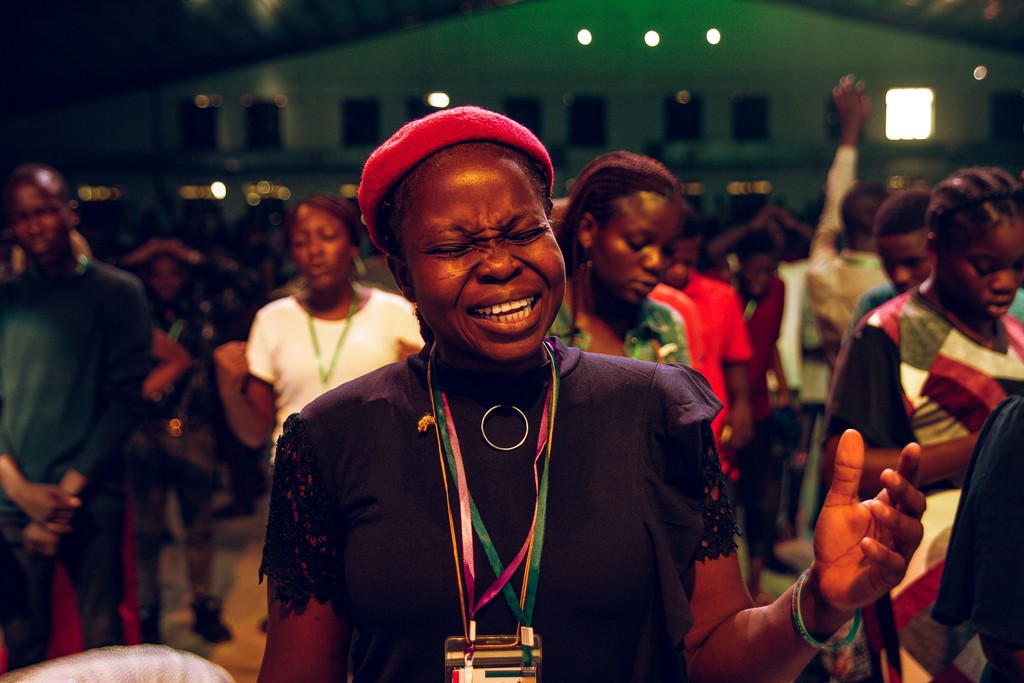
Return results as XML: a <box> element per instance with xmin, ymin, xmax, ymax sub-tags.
<box><xmin>810</xmin><ymin>429</ymin><xmax>925</xmax><ymax>612</ymax></box>
<box><xmin>834</xmin><ymin>74</ymin><xmax>871</xmax><ymax>146</ymax></box>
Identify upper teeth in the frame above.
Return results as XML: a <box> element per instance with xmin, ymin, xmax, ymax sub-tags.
<box><xmin>475</xmin><ymin>297</ymin><xmax>534</xmax><ymax>316</ymax></box>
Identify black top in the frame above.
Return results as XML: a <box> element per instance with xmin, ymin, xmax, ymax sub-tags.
<box><xmin>934</xmin><ymin>393</ymin><xmax>1024</xmax><ymax>657</ymax></box>
<box><xmin>261</xmin><ymin>339</ymin><xmax>737</xmax><ymax>682</ymax></box>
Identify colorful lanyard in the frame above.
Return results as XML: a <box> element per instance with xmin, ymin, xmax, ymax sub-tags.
<box><xmin>306</xmin><ymin>284</ymin><xmax>360</xmax><ymax>387</ymax></box>
<box><xmin>428</xmin><ymin>340</ymin><xmax>560</xmax><ymax>664</ymax></box>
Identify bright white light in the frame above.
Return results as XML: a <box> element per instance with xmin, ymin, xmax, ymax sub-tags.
<box><xmin>426</xmin><ymin>92</ymin><xmax>450</xmax><ymax>108</ymax></box>
<box><xmin>644</xmin><ymin>30</ymin><xmax>660</xmax><ymax>47</ymax></box>
<box><xmin>706</xmin><ymin>28</ymin><xmax>721</xmax><ymax>45</ymax></box>
<box><xmin>885</xmin><ymin>88</ymin><xmax>934</xmax><ymax>140</ymax></box>
<box><xmin>973</xmin><ymin>65</ymin><xmax>988</xmax><ymax>80</ymax></box>
<box><xmin>210</xmin><ymin>181</ymin><xmax>227</xmax><ymax>200</ymax></box>
<box><xmin>577</xmin><ymin>29</ymin><xmax>592</xmax><ymax>45</ymax></box>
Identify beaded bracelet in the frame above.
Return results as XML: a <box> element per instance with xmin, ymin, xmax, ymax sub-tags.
<box><xmin>791</xmin><ymin>568</ymin><xmax>862</xmax><ymax>649</ymax></box>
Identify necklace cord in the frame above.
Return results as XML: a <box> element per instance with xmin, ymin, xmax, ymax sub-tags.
<box><xmin>427</xmin><ymin>357</ymin><xmax>471</xmax><ymax>641</ymax></box>
<box><xmin>428</xmin><ymin>341</ymin><xmax>559</xmax><ymax>664</ymax></box>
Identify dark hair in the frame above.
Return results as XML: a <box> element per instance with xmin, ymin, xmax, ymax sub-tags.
<box><xmin>873</xmin><ymin>188</ymin><xmax>931</xmax><ymax>238</ymax></box>
<box><xmin>734</xmin><ymin>229</ymin><xmax>779</xmax><ymax>261</ymax></box>
<box><xmin>283</xmin><ymin>193</ymin><xmax>362</xmax><ymax>247</ymax></box>
<box><xmin>927</xmin><ymin>167</ymin><xmax>1024</xmax><ymax>248</ymax></box>
<box><xmin>678</xmin><ymin>200</ymin><xmax>704</xmax><ymax>241</ymax></box>
<box><xmin>380</xmin><ymin>141</ymin><xmax>552</xmax><ymax>256</ymax></box>
<box><xmin>3</xmin><ymin>163</ymin><xmax>72</xmax><ymax>209</ymax></box>
<box><xmin>841</xmin><ymin>181</ymin><xmax>890</xmax><ymax>239</ymax></box>
<box><xmin>558</xmin><ymin>151</ymin><xmax>686</xmax><ymax>272</ymax></box>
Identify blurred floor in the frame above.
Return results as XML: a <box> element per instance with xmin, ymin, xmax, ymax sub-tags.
<box><xmin>157</xmin><ymin>490</ymin><xmax>270</xmax><ymax>683</ymax></box>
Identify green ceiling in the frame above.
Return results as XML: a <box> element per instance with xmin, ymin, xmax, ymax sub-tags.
<box><xmin>3</xmin><ymin>0</ymin><xmax>1021</xmax><ymax>117</ymax></box>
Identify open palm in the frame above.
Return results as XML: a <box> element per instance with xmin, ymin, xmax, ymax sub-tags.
<box><xmin>812</xmin><ymin>430</ymin><xmax>924</xmax><ymax>612</ymax></box>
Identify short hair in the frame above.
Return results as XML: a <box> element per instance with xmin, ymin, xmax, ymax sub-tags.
<box><xmin>927</xmin><ymin>167</ymin><xmax>1024</xmax><ymax>248</ymax></box>
<box><xmin>558</xmin><ymin>151</ymin><xmax>686</xmax><ymax>272</ymax></box>
<box><xmin>734</xmin><ymin>229</ymin><xmax>779</xmax><ymax>261</ymax></box>
<box><xmin>841</xmin><ymin>181</ymin><xmax>890</xmax><ymax>239</ymax></box>
<box><xmin>3</xmin><ymin>163</ymin><xmax>72</xmax><ymax>209</ymax></box>
<box><xmin>283</xmin><ymin>193</ymin><xmax>362</xmax><ymax>247</ymax></box>
<box><xmin>381</xmin><ymin>141</ymin><xmax>551</xmax><ymax>256</ymax></box>
<box><xmin>873</xmin><ymin>188</ymin><xmax>931</xmax><ymax>238</ymax></box>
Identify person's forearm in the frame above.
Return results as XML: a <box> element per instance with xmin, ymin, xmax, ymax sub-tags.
<box><xmin>143</xmin><ymin>359</ymin><xmax>193</xmax><ymax>399</ymax></box>
<box><xmin>704</xmin><ymin>224</ymin><xmax>751</xmax><ymax>265</ymax></box>
<box><xmin>724</xmin><ymin>362</ymin><xmax>751</xmax><ymax>407</ymax></box>
<box><xmin>144</xmin><ymin>331</ymin><xmax>193</xmax><ymax>399</ymax></box>
<box><xmin>811</xmin><ymin>146</ymin><xmax>858</xmax><ymax>260</ymax></box>
<box><xmin>771</xmin><ymin>346</ymin><xmax>791</xmax><ymax>405</ymax></box>
<box><xmin>218</xmin><ymin>380</ymin><xmax>274</xmax><ymax>449</ymax></box>
<box><xmin>823</xmin><ymin>433</ymin><xmax>977</xmax><ymax>499</ymax></box>
<box><xmin>689</xmin><ymin>580</ymin><xmax>853</xmax><ymax>682</ymax></box>
<box><xmin>0</xmin><ymin>453</ymin><xmax>27</xmax><ymax>500</ymax></box>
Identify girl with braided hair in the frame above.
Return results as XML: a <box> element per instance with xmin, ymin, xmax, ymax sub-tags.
<box><xmin>824</xmin><ymin>166</ymin><xmax>1024</xmax><ymax>681</ymax></box>
<box><xmin>549</xmin><ymin>151</ymin><xmax>695</xmax><ymax>365</ymax></box>
<box><xmin>826</xmin><ymin>166</ymin><xmax>1024</xmax><ymax>497</ymax></box>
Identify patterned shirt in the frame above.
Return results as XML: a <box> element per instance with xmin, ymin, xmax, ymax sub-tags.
<box><xmin>828</xmin><ymin>290</ymin><xmax>1024</xmax><ymax>454</ymax></box>
<box><xmin>549</xmin><ymin>297</ymin><xmax>691</xmax><ymax>366</ymax></box>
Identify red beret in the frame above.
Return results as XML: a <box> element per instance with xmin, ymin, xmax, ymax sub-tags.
<box><xmin>357</xmin><ymin>105</ymin><xmax>554</xmax><ymax>254</ymax></box>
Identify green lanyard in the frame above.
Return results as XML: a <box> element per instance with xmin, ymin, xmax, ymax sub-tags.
<box><xmin>743</xmin><ymin>297</ymin><xmax>758</xmax><ymax>321</ymax></box>
<box><xmin>167</xmin><ymin>318</ymin><xmax>185</xmax><ymax>343</ymax></box>
<box><xmin>428</xmin><ymin>341</ymin><xmax>560</xmax><ymax>664</ymax></box>
<box><xmin>306</xmin><ymin>284</ymin><xmax>360</xmax><ymax>387</ymax></box>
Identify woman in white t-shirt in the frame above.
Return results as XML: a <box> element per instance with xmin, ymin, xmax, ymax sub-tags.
<box><xmin>214</xmin><ymin>193</ymin><xmax>423</xmax><ymax>451</ymax></box>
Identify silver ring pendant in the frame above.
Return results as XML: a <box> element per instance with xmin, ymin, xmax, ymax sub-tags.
<box><xmin>480</xmin><ymin>405</ymin><xmax>529</xmax><ymax>451</ymax></box>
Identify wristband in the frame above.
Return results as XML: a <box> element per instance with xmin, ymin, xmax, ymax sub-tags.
<box><xmin>791</xmin><ymin>568</ymin><xmax>861</xmax><ymax>649</ymax></box>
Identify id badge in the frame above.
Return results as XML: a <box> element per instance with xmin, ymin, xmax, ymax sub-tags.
<box><xmin>444</xmin><ymin>633</ymin><xmax>542</xmax><ymax>682</ymax></box>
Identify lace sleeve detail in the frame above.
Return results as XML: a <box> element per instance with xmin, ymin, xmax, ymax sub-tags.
<box><xmin>259</xmin><ymin>413</ymin><xmax>346</xmax><ymax>614</ymax></box>
<box><xmin>694</xmin><ymin>421</ymin><xmax>739</xmax><ymax>562</ymax></box>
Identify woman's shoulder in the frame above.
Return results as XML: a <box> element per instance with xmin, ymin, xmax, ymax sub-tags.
<box><xmin>254</xmin><ymin>294</ymin><xmax>302</xmax><ymax>320</ymax></box>
<box><xmin>362</xmin><ymin>287</ymin><xmax>415</xmax><ymax>315</ymax></box>
<box><xmin>364</xmin><ymin>287</ymin><xmax>410</xmax><ymax>306</ymax></box>
<box><xmin>569</xmin><ymin>347</ymin><xmax>720</xmax><ymax>421</ymax></box>
<box><xmin>297</xmin><ymin>357</ymin><xmax>425</xmax><ymax>459</ymax></box>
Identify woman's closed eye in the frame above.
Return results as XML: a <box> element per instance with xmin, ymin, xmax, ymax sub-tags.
<box><xmin>507</xmin><ymin>227</ymin><xmax>548</xmax><ymax>245</ymax></box>
<box><xmin>426</xmin><ymin>241</ymin><xmax>474</xmax><ymax>257</ymax></box>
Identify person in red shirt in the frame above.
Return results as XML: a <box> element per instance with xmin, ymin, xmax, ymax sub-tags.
<box><xmin>651</xmin><ymin>202</ymin><xmax>754</xmax><ymax>481</ymax></box>
<box><xmin>731</xmin><ymin>230</ymin><xmax>792</xmax><ymax>600</ymax></box>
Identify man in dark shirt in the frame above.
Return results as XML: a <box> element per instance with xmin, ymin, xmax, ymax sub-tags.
<box><xmin>0</xmin><ymin>163</ymin><xmax>151</xmax><ymax>669</ymax></box>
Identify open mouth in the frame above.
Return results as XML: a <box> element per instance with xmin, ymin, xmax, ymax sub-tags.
<box><xmin>470</xmin><ymin>296</ymin><xmax>537</xmax><ymax>323</ymax></box>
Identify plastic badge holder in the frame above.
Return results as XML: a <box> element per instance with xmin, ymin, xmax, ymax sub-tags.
<box><xmin>445</xmin><ymin>634</ymin><xmax>541</xmax><ymax>682</ymax></box>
